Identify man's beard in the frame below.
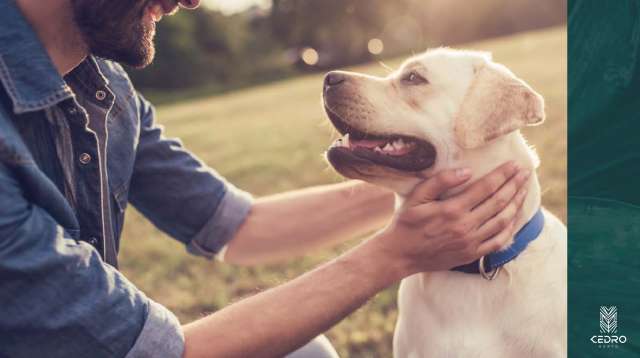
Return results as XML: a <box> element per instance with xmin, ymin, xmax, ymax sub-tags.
<box><xmin>71</xmin><ymin>0</ymin><xmax>156</xmax><ymax>68</ymax></box>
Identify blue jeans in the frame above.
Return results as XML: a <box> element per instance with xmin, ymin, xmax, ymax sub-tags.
<box><xmin>287</xmin><ymin>336</ymin><xmax>340</xmax><ymax>358</ymax></box>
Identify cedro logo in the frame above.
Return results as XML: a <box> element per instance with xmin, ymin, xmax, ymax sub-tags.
<box><xmin>590</xmin><ymin>306</ymin><xmax>628</xmax><ymax>349</ymax></box>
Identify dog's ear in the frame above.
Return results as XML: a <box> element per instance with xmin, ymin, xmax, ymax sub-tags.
<box><xmin>454</xmin><ymin>61</ymin><xmax>544</xmax><ymax>149</ymax></box>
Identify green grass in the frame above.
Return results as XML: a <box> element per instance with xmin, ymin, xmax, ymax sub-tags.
<box><xmin>120</xmin><ymin>26</ymin><xmax>567</xmax><ymax>357</ymax></box>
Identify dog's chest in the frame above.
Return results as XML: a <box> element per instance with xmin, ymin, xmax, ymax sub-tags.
<box><xmin>393</xmin><ymin>212</ymin><xmax>567</xmax><ymax>358</ymax></box>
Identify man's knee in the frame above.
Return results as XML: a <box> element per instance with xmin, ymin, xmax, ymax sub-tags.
<box><xmin>286</xmin><ymin>335</ymin><xmax>339</xmax><ymax>358</ymax></box>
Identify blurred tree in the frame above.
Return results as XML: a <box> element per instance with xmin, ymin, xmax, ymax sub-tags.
<box><xmin>128</xmin><ymin>8</ymin><xmax>290</xmax><ymax>90</ymax></box>
<box><xmin>270</xmin><ymin>0</ymin><xmax>566</xmax><ymax>69</ymax></box>
<box><xmin>270</xmin><ymin>0</ymin><xmax>407</xmax><ymax>68</ymax></box>
<box><xmin>127</xmin><ymin>0</ymin><xmax>566</xmax><ymax>94</ymax></box>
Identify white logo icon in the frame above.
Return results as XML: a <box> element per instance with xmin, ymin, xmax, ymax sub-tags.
<box><xmin>600</xmin><ymin>306</ymin><xmax>617</xmax><ymax>334</ymax></box>
<box><xmin>590</xmin><ymin>305</ymin><xmax>628</xmax><ymax>348</ymax></box>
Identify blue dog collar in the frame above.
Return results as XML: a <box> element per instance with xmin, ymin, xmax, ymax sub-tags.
<box><xmin>452</xmin><ymin>208</ymin><xmax>545</xmax><ymax>277</ymax></box>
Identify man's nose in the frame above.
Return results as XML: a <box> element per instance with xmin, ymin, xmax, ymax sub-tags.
<box><xmin>324</xmin><ymin>72</ymin><xmax>347</xmax><ymax>89</ymax></box>
<box><xmin>178</xmin><ymin>0</ymin><xmax>200</xmax><ymax>9</ymax></box>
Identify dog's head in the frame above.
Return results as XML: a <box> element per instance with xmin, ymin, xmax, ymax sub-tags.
<box><xmin>323</xmin><ymin>48</ymin><xmax>544</xmax><ymax>195</ymax></box>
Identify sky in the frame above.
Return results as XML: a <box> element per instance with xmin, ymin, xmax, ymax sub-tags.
<box><xmin>203</xmin><ymin>0</ymin><xmax>270</xmax><ymax>15</ymax></box>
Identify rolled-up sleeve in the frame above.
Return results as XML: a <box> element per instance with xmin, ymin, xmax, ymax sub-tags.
<box><xmin>186</xmin><ymin>184</ymin><xmax>253</xmax><ymax>260</ymax></box>
<box><xmin>129</xmin><ymin>94</ymin><xmax>253</xmax><ymax>259</ymax></box>
<box><xmin>125</xmin><ymin>299</ymin><xmax>184</xmax><ymax>358</ymax></box>
<box><xmin>0</xmin><ymin>165</ymin><xmax>184</xmax><ymax>358</ymax></box>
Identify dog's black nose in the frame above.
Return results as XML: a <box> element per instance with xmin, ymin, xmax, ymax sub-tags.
<box><xmin>324</xmin><ymin>72</ymin><xmax>346</xmax><ymax>88</ymax></box>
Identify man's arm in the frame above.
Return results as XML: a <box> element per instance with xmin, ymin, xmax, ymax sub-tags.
<box><xmin>224</xmin><ymin>180</ymin><xmax>394</xmax><ymax>265</ymax></box>
<box><xmin>184</xmin><ymin>235</ymin><xmax>399</xmax><ymax>358</ymax></box>
<box><xmin>127</xmin><ymin>92</ymin><xmax>253</xmax><ymax>260</ymax></box>
<box><xmin>183</xmin><ymin>163</ymin><xmax>529</xmax><ymax>358</ymax></box>
<box><xmin>127</xmin><ymin>92</ymin><xmax>389</xmax><ymax>265</ymax></box>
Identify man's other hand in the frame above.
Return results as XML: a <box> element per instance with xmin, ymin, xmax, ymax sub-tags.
<box><xmin>370</xmin><ymin>161</ymin><xmax>530</xmax><ymax>275</ymax></box>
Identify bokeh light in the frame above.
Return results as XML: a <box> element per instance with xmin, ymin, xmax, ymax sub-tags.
<box><xmin>301</xmin><ymin>47</ymin><xmax>319</xmax><ymax>65</ymax></box>
<box><xmin>367</xmin><ymin>38</ymin><xmax>384</xmax><ymax>55</ymax></box>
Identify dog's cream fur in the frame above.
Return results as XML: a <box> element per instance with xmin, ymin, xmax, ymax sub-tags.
<box><xmin>323</xmin><ymin>49</ymin><xmax>567</xmax><ymax>357</ymax></box>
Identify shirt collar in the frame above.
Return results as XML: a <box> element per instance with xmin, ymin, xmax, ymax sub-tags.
<box><xmin>65</xmin><ymin>56</ymin><xmax>111</xmax><ymax>96</ymax></box>
<box><xmin>0</xmin><ymin>0</ymin><xmax>74</xmax><ymax>114</ymax></box>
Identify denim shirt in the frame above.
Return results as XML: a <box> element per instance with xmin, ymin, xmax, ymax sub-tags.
<box><xmin>0</xmin><ymin>1</ymin><xmax>253</xmax><ymax>357</ymax></box>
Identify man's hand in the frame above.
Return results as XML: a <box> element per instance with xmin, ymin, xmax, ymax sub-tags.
<box><xmin>370</xmin><ymin>161</ymin><xmax>529</xmax><ymax>275</ymax></box>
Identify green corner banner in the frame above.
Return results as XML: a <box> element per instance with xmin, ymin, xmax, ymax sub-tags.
<box><xmin>569</xmin><ymin>1</ymin><xmax>640</xmax><ymax>356</ymax></box>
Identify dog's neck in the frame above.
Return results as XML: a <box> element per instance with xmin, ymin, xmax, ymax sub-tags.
<box><xmin>455</xmin><ymin>132</ymin><xmax>541</xmax><ymax>248</ymax></box>
<box><xmin>398</xmin><ymin>131</ymin><xmax>541</xmax><ymax>249</ymax></box>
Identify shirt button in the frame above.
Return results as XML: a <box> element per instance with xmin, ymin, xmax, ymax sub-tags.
<box><xmin>88</xmin><ymin>237</ymin><xmax>99</xmax><ymax>245</ymax></box>
<box><xmin>67</xmin><ymin>107</ymin><xmax>78</xmax><ymax>115</ymax></box>
<box><xmin>79</xmin><ymin>153</ymin><xmax>92</xmax><ymax>165</ymax></box>
<box><xmin>95</xmin><ymin>90</ymin><xmax>107</xmax><ymax>101</ymax></box>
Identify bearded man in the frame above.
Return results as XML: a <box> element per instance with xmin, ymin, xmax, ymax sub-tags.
<box><xmin>0</xmin><ymin>0</ymin><xmax>528</xmax><ymax>357</ymax></box>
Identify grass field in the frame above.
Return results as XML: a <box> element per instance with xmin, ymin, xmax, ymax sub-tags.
<box><xmin>120</xmin><ymin>26</ymin><xmax>566</xmax><ymax>357</ymax></box>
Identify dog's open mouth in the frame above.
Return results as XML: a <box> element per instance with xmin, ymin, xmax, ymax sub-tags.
<box><xmin>325</xmin><ymin>109</ymin><xmax>436</xmax><ymax>172</ymax></box>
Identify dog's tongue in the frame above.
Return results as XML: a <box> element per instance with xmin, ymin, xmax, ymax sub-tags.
<box><xmin>351</xmin><ymin>138</ymin><xmax>388</xmax><ymax>149</ymax></box>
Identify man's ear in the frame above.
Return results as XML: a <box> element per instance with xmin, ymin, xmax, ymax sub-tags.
<box><xmin>454</xmin><ymin>62</ymin><xmax>545</xmax><ymax>149</ymax></box>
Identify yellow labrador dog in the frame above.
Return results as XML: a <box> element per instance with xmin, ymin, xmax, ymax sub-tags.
<box><xmin>322</xmin><ymin>49</ymin><xmax>567</xmax><ymax>357</ymax></box>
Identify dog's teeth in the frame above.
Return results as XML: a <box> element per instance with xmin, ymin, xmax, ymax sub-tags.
<box><xmin>383</xmin><ymin>143</ymin><xmax>394</xmax><ymax>152</ymax></box>
<box><xmin>343</xmin><ymin>133</ymin><xmax>350</xmax><ymax>147</ymax></box>
<box><xmin>374</xmin><ymin>147</ymin><xmax>382</xmax><ymax>153</ymax></box>
<box><xmin>393</xmin><ymin>140</ymin><xmax>404</xmax><ymax>150</ymax></box>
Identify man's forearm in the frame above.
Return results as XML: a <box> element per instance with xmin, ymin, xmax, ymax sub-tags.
<box><xmin>225</xmin><ymin>181</ymin><xmax>394</xmax><ymax>265</ymax></box>
<box><xmin>183</xmin><ymin>236</ymin><xmax>403</xmax><ymax>358</ymax></box>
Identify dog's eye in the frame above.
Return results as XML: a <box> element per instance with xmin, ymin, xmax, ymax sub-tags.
<box><xmin>402</xmin><ymin>71</ymin><xmax>428</xmax><ymax>85</ymax></box>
